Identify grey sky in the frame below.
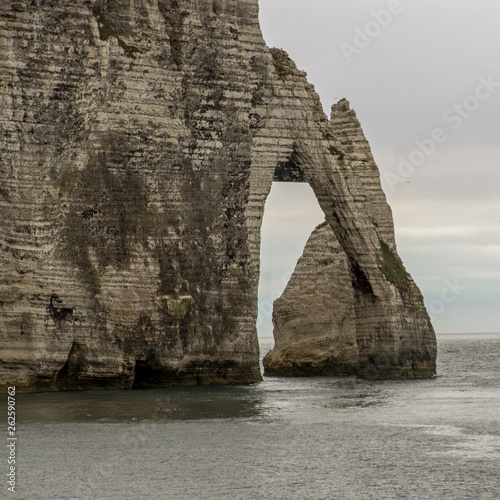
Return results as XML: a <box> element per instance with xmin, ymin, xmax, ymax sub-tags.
<box><xmin>257</xmin><ymin>0</ymin><xmax>500</xmax><ymax>335</ymax></box>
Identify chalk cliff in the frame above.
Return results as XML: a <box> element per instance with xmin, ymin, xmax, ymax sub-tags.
<box><xmin>0</xmin><ymin>0</ymin><xmax>436</xmax><ymax>391</ymax></box>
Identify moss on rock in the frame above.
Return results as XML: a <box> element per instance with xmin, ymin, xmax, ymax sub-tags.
<box><xmin>379</xmin><ymin>239</ymin><xmax>411</xmax><ymax>294</ymax></box>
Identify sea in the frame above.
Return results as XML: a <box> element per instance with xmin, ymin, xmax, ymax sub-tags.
<box><xmin>9</xmin><ymin>333</ymin><xmax>500</xmax><ymax>499</ymax></box>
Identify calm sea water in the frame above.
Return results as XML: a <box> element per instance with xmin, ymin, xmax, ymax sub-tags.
<box><xmin>10</xmin><ymin>334</ymin><xmax>500</xmax><ymax>499</ymax></box>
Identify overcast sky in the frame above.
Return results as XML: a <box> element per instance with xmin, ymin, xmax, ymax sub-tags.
<box><xmin>257</xmin><ymin>0</ymin><xmax>500</xmax><ymax>336</ymax></box>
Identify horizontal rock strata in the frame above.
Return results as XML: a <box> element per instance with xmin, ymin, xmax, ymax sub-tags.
<box><xmin>0</xmin><ymin>0</ymin><xmax>436</xmax><ymax>391</ymax></box>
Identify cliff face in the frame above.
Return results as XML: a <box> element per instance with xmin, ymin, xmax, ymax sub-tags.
<box><xmin>0</xmin><ymin>0</ymin><xmax>436</xmax><ymax>391</ymax></box>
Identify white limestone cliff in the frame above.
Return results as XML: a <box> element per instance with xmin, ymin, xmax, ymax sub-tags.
<box><xmin>0</xmin><ymin>1</ymin><xmax>436</xmax><ymax>391</ymax></box>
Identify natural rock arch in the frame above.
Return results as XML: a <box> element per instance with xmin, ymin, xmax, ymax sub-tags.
<box><xmin>0</xmin><ymin>1</ymin><xmax>435</xmax><ymax>391</ymax></box>
<box><xmin>254</xmin><ymin>103</ymin><xmax>436</xmax><ymax>379</ymax></box>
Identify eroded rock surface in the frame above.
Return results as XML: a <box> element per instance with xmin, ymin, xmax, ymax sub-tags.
<box><xmin>0</xmin><ymin>0</ymin><xmax>436</xmax><ymax>391</ymax></box>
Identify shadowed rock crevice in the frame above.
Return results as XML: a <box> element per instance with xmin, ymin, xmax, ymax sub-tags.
<box><xmin>48</xmin><ymin>294</ymin><xmax>74</xmax><ymax>325</ymax></box>
<box><xmin>273</xmin><ymin>144</ymin><xmax>306</xmax><ymax>182</ymax></box>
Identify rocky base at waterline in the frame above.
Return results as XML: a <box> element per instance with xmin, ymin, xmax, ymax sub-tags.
<box><xmin>0</xmin><ymin>0</ymin><xmax>435</xmax><ymax>391</ymax></box>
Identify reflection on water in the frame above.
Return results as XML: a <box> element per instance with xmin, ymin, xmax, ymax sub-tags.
<box><xmin>17</xmin><ymin>337</ymin><xmax>388</xmax><ymax>423</ymax></box>
<box><xmin>17</xmin><ymin>375</ymin><xmax>391</xmax><ymax>423</ymax></box>
<box><xmin>17</xmin><ymin>386</ymin><xmax>264</xmax><ymax>422</ymax></box>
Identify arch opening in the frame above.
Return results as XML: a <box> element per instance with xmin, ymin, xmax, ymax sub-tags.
<box><xmin>257</xmin><ymin>182</ymin><xmax>325</xmax><ymax>339</ymax></box>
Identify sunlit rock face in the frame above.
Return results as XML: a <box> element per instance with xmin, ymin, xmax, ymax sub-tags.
<box><xmin>0</xmin><ymin>0</ymin><xmax>435</xmax><ymax>391</ymax></box>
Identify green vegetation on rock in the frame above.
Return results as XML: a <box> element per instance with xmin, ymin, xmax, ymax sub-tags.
<box><xmin>379</xmin><ymin>239</ymin><xmax>410</xmax><ymax>293</ymax></box>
